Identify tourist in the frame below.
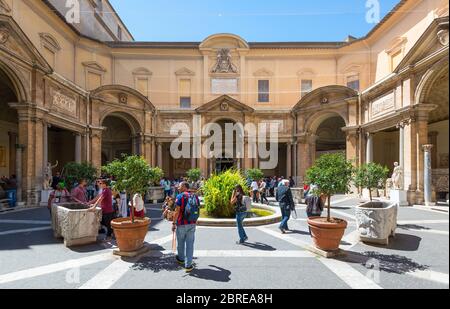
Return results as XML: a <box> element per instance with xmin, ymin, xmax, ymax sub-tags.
<box><xmin>231</xmin><ymin>184</ymin><xmax>249</xmax><ymax>244</ymax></box>
<box><xmin>71</xmin><ymin>179</ymin><xmax>88</xmax><ymax>204</ymax></box>
<box><xmin>269</xmin><ymin>177</ymin><xmax>276</xmax><ymax>197</ymax></box>
<box><xmin>130</xmin><ymin>192</ymin><xmax>146</xmax><ymax>218</ymax></box>
<box><xmin>251</xmin><ymin>179</ymin><xmax>259</xmax><ymax>203</ymax></box>
<box><xmin>259</xmin><ymin>180</ymin><xmax>269</xmax><ymax>204</ymax></box>
<box><xmin>305</xmin><ymin>193</ymin><xmax>325</xmax><ymax>219</ymax></box>
<box><xmin>51</xmin><ymin>171</ymin><xmax>62</xmax><ymax>190</ymax></box>
<box><xmin>47</xmin><ymin>182</ymin><xmax>71</xmax><ymax>215</ymax></box>
<box><xmin>162</xmin><ymin>177</ymin><xmax>172</xmax><ymax>199</ymax></box>
<box><xmin>276</xmin><ymin>180</ymin><xmax>295</xmax><ymax>234</ymax></box>
<box><xmin>289</xmin><ymin>176</ymin><xmax>295</xmax><ymax>188</ymax></box>
<box><xmin>88</xmin><ymin>179</ymin><xmax>115</xmax><ymax>241</ymax></box>
<box><xmin>172</xmin><ymin>181</ymin><xmax>199</xmax><ymax>272</ymax></box>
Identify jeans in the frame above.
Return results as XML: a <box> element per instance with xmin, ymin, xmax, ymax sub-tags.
<box><xmin>101</xmin><ymin>213</ymin><xmax>116</xmax><ymax>237</ymax></box>
<box><xmin>279</xmin><ymin>207</ymin><xmax>291</xmax><ymax>230</ymax></box>
<box><xmin>176</xmin><ymin>224</ymin><xmax>196</xmax><ymax>268</ymax></box>
<box><xmin>261</xmin><ymin>192</ymin><xmax>269</xmax><ymax>204</ymax></box>
<box><xmin>236</xmin><ymin>212</ymin><xmax>248</xmax><ymax>242</ymax></box>
<box><xmin>252</xmin><ymin>190</ymin><xmax>259</xmax><ymax>203</ymax></box>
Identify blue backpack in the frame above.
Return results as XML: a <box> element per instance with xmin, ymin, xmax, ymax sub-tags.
<box><xmin>184</xmin><ymin>193</ymin><xmax>200</xmax><ymax>222</ymax></box>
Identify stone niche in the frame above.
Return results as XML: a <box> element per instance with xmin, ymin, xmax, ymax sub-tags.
<box><xmin>52</xmin><ymin>203</ymin><xmax>102</xmax><ymax>247</ymax></box>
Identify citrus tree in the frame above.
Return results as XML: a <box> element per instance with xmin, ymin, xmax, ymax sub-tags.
<box><xmin>306</xmin><ymin>153</ymin><xmax>354</xmax><ymax>222</ymax></box>
<box><xmin>102</xmin><ymin>155</ymin><xmax>161</xmax><ymax>223</ymax></box>
<box><xmin>354</xmin><ymin>162</ymin><xmax>389</xmax><ymax>201</ymax></box>
<box><xmin>202</xmin><ymin>169</ymin><xmax>249</xmax><ymax>218</ymax></box>
<box><xmin>187</xmin><ymin>168</ymin><xmax>202</xmax><ymax>183</ymax></box>
<box><xmin>63</xmin><ymin>162</ymin><xmax>97</xmax><ymax>190</ymax></box>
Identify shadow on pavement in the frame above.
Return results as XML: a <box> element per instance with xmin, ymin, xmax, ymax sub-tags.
<box><xmin>188</xmin><ymin>265</ymin><xmax>231</xmax><ymax>282</ymax></box>
<box><xmin>367</xmin><ymin>233</ymin><xmax>422</xmax><ymax>251</ymax></box>
<box><xmin>241</xmin><ymin>242</ymin><xmax>276</xmax><ymax>251</ymax></box>
<box><xmin>130</xmin><ymin>245</ymin><xmax>181</xmax><ymax>273</ymax></box>
<box><xmin>338</xmin><ymin>250</ymin><xmax>429</xmax><ymax>275</ymax></box>
<box><xmin>398</xmin><ymin>224</ymin><xmax>431</xmax><ymax>231</ymax></box>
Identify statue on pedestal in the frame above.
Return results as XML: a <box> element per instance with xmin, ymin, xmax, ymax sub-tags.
<box><xmin>391</xmin><ymin>162</ymin><xmax>403</xmax><ymax>190</ymax></box>
<box><xmin>43</xmin><ymin>161</ymin><xmax>58</xmax><ymax>190</ymax></box>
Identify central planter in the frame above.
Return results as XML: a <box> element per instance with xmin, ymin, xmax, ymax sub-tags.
<box><xmin>111</xmin><ymin>217</ymin><xmax>151</xmax><ymax>252</ymax></box>
<box><xmin>308</xmin><ymin>217</ymin><xmax>348</xmax><ymax>251</ymax></box>
<box><xmin>147</xmin><ymin>186</ymin><xmax>164</xmax><ymax>203</ymax></box>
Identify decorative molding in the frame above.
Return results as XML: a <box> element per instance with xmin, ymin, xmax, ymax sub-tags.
<box><xmin>297</xmin><ymin>68</ymin><xmax>315</xmax><ymax>77</ymax></box>
<box><xmin>175</xmin><ymin>67</ymin><xmax>195</xmax><ymax>76</ymax></box>
<box><xmin>386</xmin><ymin>36</ymin><xmax>408</xmax><ymax>55</ymax></box>
<box><xmin>253</xmin><ymin>68</ymin><xmax>274</xmax><ymax>77</ymax></box>
<box><xmin>437</xmin><ymin>29</ymin><xmax>449</xmax><ymax>46</ymax></box>
<box><xmin>0</xmin><ymin>27</ymin><xmax>9</xmax><ymax>44</ymax></box>
<box><xmin>39</xmin><ymin>33</ymin><xmax>61</xmax><ymax>52</ymax></box>
<box><xmin>211</xmin><ymin>48</ymin><xmax>238</xmax><ymax>74</ymax></box>
<box><xmin>82</xmin><ymin>61</ymin><xmax>107</xmax><ymax>73</ymax></box>
<box><xmin>52</xmin><ymin>90</ymin><xmax>77</xmax><ymax>114</ymax></box>
<box><xmin>0</xmin><ymin>0</ymin><xmax>11</xmax><ymax>14</ymax></box>
<box><xmin>422</xmin><ymin>144</ymin><xmax>434</xmax><ymax>152</ymax></box>
<box><xmin>132</xmin><ymin>67</ymin><xmax>153</xmax><ymax>76</ymax></box>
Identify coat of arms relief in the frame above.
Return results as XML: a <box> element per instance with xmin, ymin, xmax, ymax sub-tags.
<box><xmin>211</xmin><ymin>48</ymin><xmax>238</xmax><ymax>74</ymax></box>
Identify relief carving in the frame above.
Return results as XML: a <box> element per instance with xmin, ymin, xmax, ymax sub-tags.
<box><xmin>52</xmin><ymin>90</ymin><xmax>77</xmax><ymax>115</ymax></box>
<box><xmin>211</xmin><ymin>49</ymin><xmax>238</xmax><ymax>74</ymax></box>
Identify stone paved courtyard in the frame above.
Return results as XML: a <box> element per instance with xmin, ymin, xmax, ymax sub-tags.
<box><xmin>0</xmin><ymin>196</ymin><xmax>448</xmax><ymax>289</ymax></box>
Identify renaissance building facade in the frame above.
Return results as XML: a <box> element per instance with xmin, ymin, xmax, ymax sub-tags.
<box><xmin>0</xmin><ymin>0</ymin><xmax>448</xmax><ymax>206</ymax></box>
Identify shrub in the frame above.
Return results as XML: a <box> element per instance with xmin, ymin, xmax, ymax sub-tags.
<box><xmin>306</xmin><ymin>153</ymin><xmax>353</xmax><ymax>222</ymax></box>
<box><xmin>245</xmin><ymin>168</ymin><xmax>264</xmax><ymax>182</ymax></box>
<box><xmin>187</xmin><ymin>168</ymin><xmax>202</xmax><ymax>183</ymax></box>
<box><xmin>354</xmin><ymin>163</ymin><xmax>389</xmax><ymax>201</ymax></box>
<box><xmin>62</xmin><ymin>162</ymin><xmax>97</xmax><ymax>190</ymax></box>
<box><xmin>202</xmin><ymin>169</ymin><xmax>249</xmax><ymax>218</ymax></box>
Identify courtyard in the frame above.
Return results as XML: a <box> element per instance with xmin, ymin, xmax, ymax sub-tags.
<box><xmin>0</xmin><ymin>196</ymin><xmax>448</xmax><ymax>289</ymax></box>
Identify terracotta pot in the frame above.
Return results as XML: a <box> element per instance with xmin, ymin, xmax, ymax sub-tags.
<box><xmin>111</xmin><ymin>217</ymin><xmax>151</xmax><ymax>252</ymax></box>
<box><xmin>308</xmin><ymin>217</ymin><xmax>348</xmax><ymax>251</ymax></box>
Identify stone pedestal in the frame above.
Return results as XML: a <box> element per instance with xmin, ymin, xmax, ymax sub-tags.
<box><xmin>390</xmin><ymin>190</ymin><xmax>409</xmax><ymax>206</ymax></box>
<box><xmin>291</xmin><ymin>188</ymin><xmax>304</xmax><ymax>204</ymax></box>
<box><xmin>52</xmin><ymin>203</ymin><xmax>102</xmax><ymax>247</ymax></box>
<box><xmin>40</xmin><ymin>189</ymin><xmax>52</xmax><ymax>207</ymax></box>
<box><xmin>147</xmin><ymin>186</ymin><xmax>164</xmax><ymax>204</ymax></box>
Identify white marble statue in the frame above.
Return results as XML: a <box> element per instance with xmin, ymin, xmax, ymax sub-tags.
<box><xmin>43</xmin><ymin>161</ymin><xmax>58</xmax><ymax>190</ymax></box>
<box><xmin>391</xmin><ymin>162</ymin><xmax>403</xmax><ymax>190</ymax></box>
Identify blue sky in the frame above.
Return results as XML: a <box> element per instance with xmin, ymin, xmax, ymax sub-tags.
<box><xmin>109</xmin><ymin>0</ymin><xmax>400</xmax><ymax>42</ymax></box>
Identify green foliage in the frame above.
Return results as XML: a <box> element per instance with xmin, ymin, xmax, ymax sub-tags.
<box><xmin>149</xmin><ymin>167</ymin><xmax>164</xmax><ymax>186</ymax></box>
<box><xmin>202</xmin><ymin>169</ymin><xmax>249</xmax><ymax>218</ymax></box>
<box><xmin>187</xmin><ymin>168</ymin><xmax>202</xmax><ymax>182</ymax></box>
<box><xmin>102</xmin><ymin>155</ymin><xmax>160</xmax><ymax>196</ymax></box>
<box><xmin>63</xmin><ymin>162</ymin><xmax>97</xmax><ymax>190</ymax></box>
<box><xmin>354</xmin><ymin>163</ymin><xmax>389</xmax><ymax>201</ymax></box>
<box><xmin>306</xmin><ymin>153</ymin><xmax>354</xmax><ymax>221</ymax></box>
<box><xmin>245</xmin><ymin>168</ymin><xmax>264</xmax><ymax>181</ymax></box>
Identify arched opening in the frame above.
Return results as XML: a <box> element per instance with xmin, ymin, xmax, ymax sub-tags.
<box><xmin>315</xmin><ymin>116</ymin><xmax>347</xmax><ymax>158</ymax></box>
<box><xmin>213</xmin><ymin>118</ymin><xmax>242</xmax><ymax>173</ymax></box>
<box><xmin>101</xmin><ymin>115</ymin><xmax>134</xmax><ymax>165</ymax></box>
<box><xmin>0</xmin><ymin>67</ymin><xmax>19</xmax><ymax>204</ymax></box>
<box><xmin>425</xmin><ymin>69</ymin><xmax>449</xmax><ymax>202</ymax></box>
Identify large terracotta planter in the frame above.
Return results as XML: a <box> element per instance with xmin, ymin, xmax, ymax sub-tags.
<box><xmin>308</xmin><ymin>217</ymin><xmax>348</xmax><ymax>251</ymax></box>
<box><xmin>111</xmin><ymin>217</ymin><xmax>151</xmax><ymax>252</ymax></box>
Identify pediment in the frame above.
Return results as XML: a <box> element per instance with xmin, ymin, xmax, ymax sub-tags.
<box><xmin>0</xmin><ymin>15</ymin><xmax>52</xmax><ymax>73</ymax></box>
<box><xmin>395</xmin><ymin>17</ymin><xmax>449</xmax><ymax>73</ymax></box>
<box><xmin>196</xmin><ymin>95</ymin><xmax>254</xmax><ymax>113</ymax></box>
<box><xmin>175</xmin><ymin>67</ymin><xmax>195</xmax><ymax>76</ymax></box>
<box><xmin>0</xmin><ymin>0</ymin><xmax>11</xmax><ymax>14</ymax></box>
<box><xmin>132</xmin><ymin>67</ymin><xmax>152</xmax><ymax>76</ymax></box>
<box><xmin>253</xmin><ymin>68</ymin><xmax>274</xmax><ymax>77</ymax></box>
<box><xmin>82</xmin><ymin>61</ymin><xmax>107</xmax><ymax>73</ymax></box>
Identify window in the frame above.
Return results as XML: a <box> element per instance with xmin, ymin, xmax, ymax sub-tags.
<box><xmin>347</xmin><ymin>75</ymin><xmax>360</xmax><ymax>92</ymax></box>
<box><xmin>180</xmin><ymin>97</ymin><xmax>192</xmax><ymax>109</ymax></box>
<box><xmin>179</xmin><ymin>79</ymin><xmax>191</xmax><ymax>108</ymax></box>
<box><xmin>301</xmin><ymin>80</ymin><xmax>313</xmax><ymax>97</ymax></box>
<box><xmin>391</xmin><ymin>50</ymin><xmax>402</xmax><ymax>72</ymax></box>
<box><xmin>258</xmin><ymin>80</ymin><xmax>270</xmax><ymax>103</ymax></box>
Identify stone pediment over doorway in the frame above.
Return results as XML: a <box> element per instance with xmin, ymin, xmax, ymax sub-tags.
<box><xmin>196</xmin><ymin>95</ymin><xmax>254</xmax><ymax>113</ymax></box>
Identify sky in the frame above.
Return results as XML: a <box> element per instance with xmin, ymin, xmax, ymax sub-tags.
<box><xmin>109</xmin><ymin>0</ymin><xmax>401</xmax><ymax>42</ymax></box>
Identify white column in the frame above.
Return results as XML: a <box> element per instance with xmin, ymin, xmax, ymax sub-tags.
<box><xmin>398</xmin><ymin>124</ymin><xmax>405</xmax><ymax>190</ymax></box>
<box><xmin>75</xmin><ymin>133</ymin><xmax>82</xmax><ymax>163</ymax></box>
<box><xmin>423</xmin><ymin>144</ymin><xmax>434</xmax><ymax>206</ymax></box>
<box><xmin>366</xmin><ymin>133</ymin><xmax>373</xmax><ymax>163</ymax></box>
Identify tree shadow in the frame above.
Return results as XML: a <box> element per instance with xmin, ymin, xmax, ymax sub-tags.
<box><xmin>241</xmin><ymin>242</ymin><xmax>276</xmax><ymax>251</ymax></box>
<box><xmin>398</xmin><ymin>224</ymin><xmax>431</xmax><ymax>231</ymax></box>
<box><xmin>188</xmin><ymin>265</ymin><xmax>231</xmax><ymax>282</ymax></box>
<box><xmin>130</xmin><ymin>245</ymin><xmax>181</xmax><ymax>273</ymax></box>
<box><xmin>339</xmin><ymin>251</ymin><xmax>429</xmax><ymax>275</ymax></box>
<box><xmin>287</xmin><ymin>229</ymin><xmax>310</xmax><ymax>236</ymax></box>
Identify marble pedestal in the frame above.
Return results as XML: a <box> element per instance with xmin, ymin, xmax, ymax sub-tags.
<box><xmin>40</xmin><ymin>190</ymin><xmax>52</xmax><ymax>207</ymax></box>
<box><xmin>390</xmin><ymin>189</ymin><xmax>409</xmax><ymax>206</ymax></box>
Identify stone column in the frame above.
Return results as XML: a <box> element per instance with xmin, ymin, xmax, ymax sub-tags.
<box><xmin>293</xmin><ymin>141</ymin><xmax>298</xmax><ymax>180</ymax></box>
<box><xmin>157</xmin><ymin>142</ymin><xmax>163</xmax><ymax>168</ymax></box>
<box><xmin>423</xmin><ymin>144</ymin><xmax>434</xmax><ymax>206</ymax></box>
<box><xmin>43</xmin><ymin>124</ymin><xmax>48</xmax><ymax>169</ymax></box>
<box><xmin>75</xmin><ymin>133</ymin><xmax>82</xmax><ymax>163</ymax></box>
<box><xmin>428</xmin><ymin>131</ymin><xmax>439</xmax><ymax>169</ymax></box>
<box><xmin>15</xmin><ymin>144</ymin><xmax>24</xmax><ymax>203</ymax></box>
<box><xmin>286</xmin><ymin>142</ymin><xmax>292</xmax><ymax>177</ymax></box>
<box><xmin>366</xmin><ymin>133</ymin><xmax>373</xmax><ymax>163</ymax></box>
<box><xmin>8</xmin><ymin>132</ymin><xmax>17</xmax><ymax>177</ymax></box>
<box><xmin>151</xmin><ymin>140</ymin><xmax>157</xmax><ymax>166</ymax></box>
<box><xmin>90</xmin><ymin>130</ymin><xmax>103</xmax><ymax>170</ymax></box>
<box><xmin>397</xmin><ymin>122</ymin><xmax>406</xmax><ymax>190</ymax></box>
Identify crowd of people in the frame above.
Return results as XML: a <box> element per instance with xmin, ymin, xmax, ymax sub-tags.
<box><xmin>0</xmin><ymin>175</ymin><xmax>17</xmax><ymax>206</ymax></box>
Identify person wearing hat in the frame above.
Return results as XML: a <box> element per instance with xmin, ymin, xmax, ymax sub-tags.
<box><xmin>48</xmin><ymin>182</ymin><xmax>71</xmax><ymax>215</ymax></box>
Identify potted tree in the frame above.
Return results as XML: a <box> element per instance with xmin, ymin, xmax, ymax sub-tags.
<box><xmin>245</xmin><ymin>168</ymin><xmax>264</xmax><ymax>182</ymax></box>
<box><xmin>62</xmin><ymin>162</ymin><xmax>97</xmax><ymax>190</ymax></box>
<box><xmin>187</xmin><ymin>168</ymin><xmax>202</xmax><ymax>189</ymax></box>
<box><xmin>146</xmin><ymin>167</ymin><xmax>164</xmax><ymax>203</ymax></box>
<box><xmin>103</xmin><ymin>156</ymin><xmax>159</xmax><ymax>253</ymax></box>
<box><xmin>354</xmin><ymin>163</ymin><xmax>397</xmax><ymax>245</ymax></box>
<box><xmin>306</xmin><ymin>153</ymin><xmax>353</xmax><ymax>251</ymax></box>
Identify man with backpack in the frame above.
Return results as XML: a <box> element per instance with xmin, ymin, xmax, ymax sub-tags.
<box><xmin>172</xmin><ymin>181</ymin><xmax>200</xmax><ymax>273</ymax></box>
